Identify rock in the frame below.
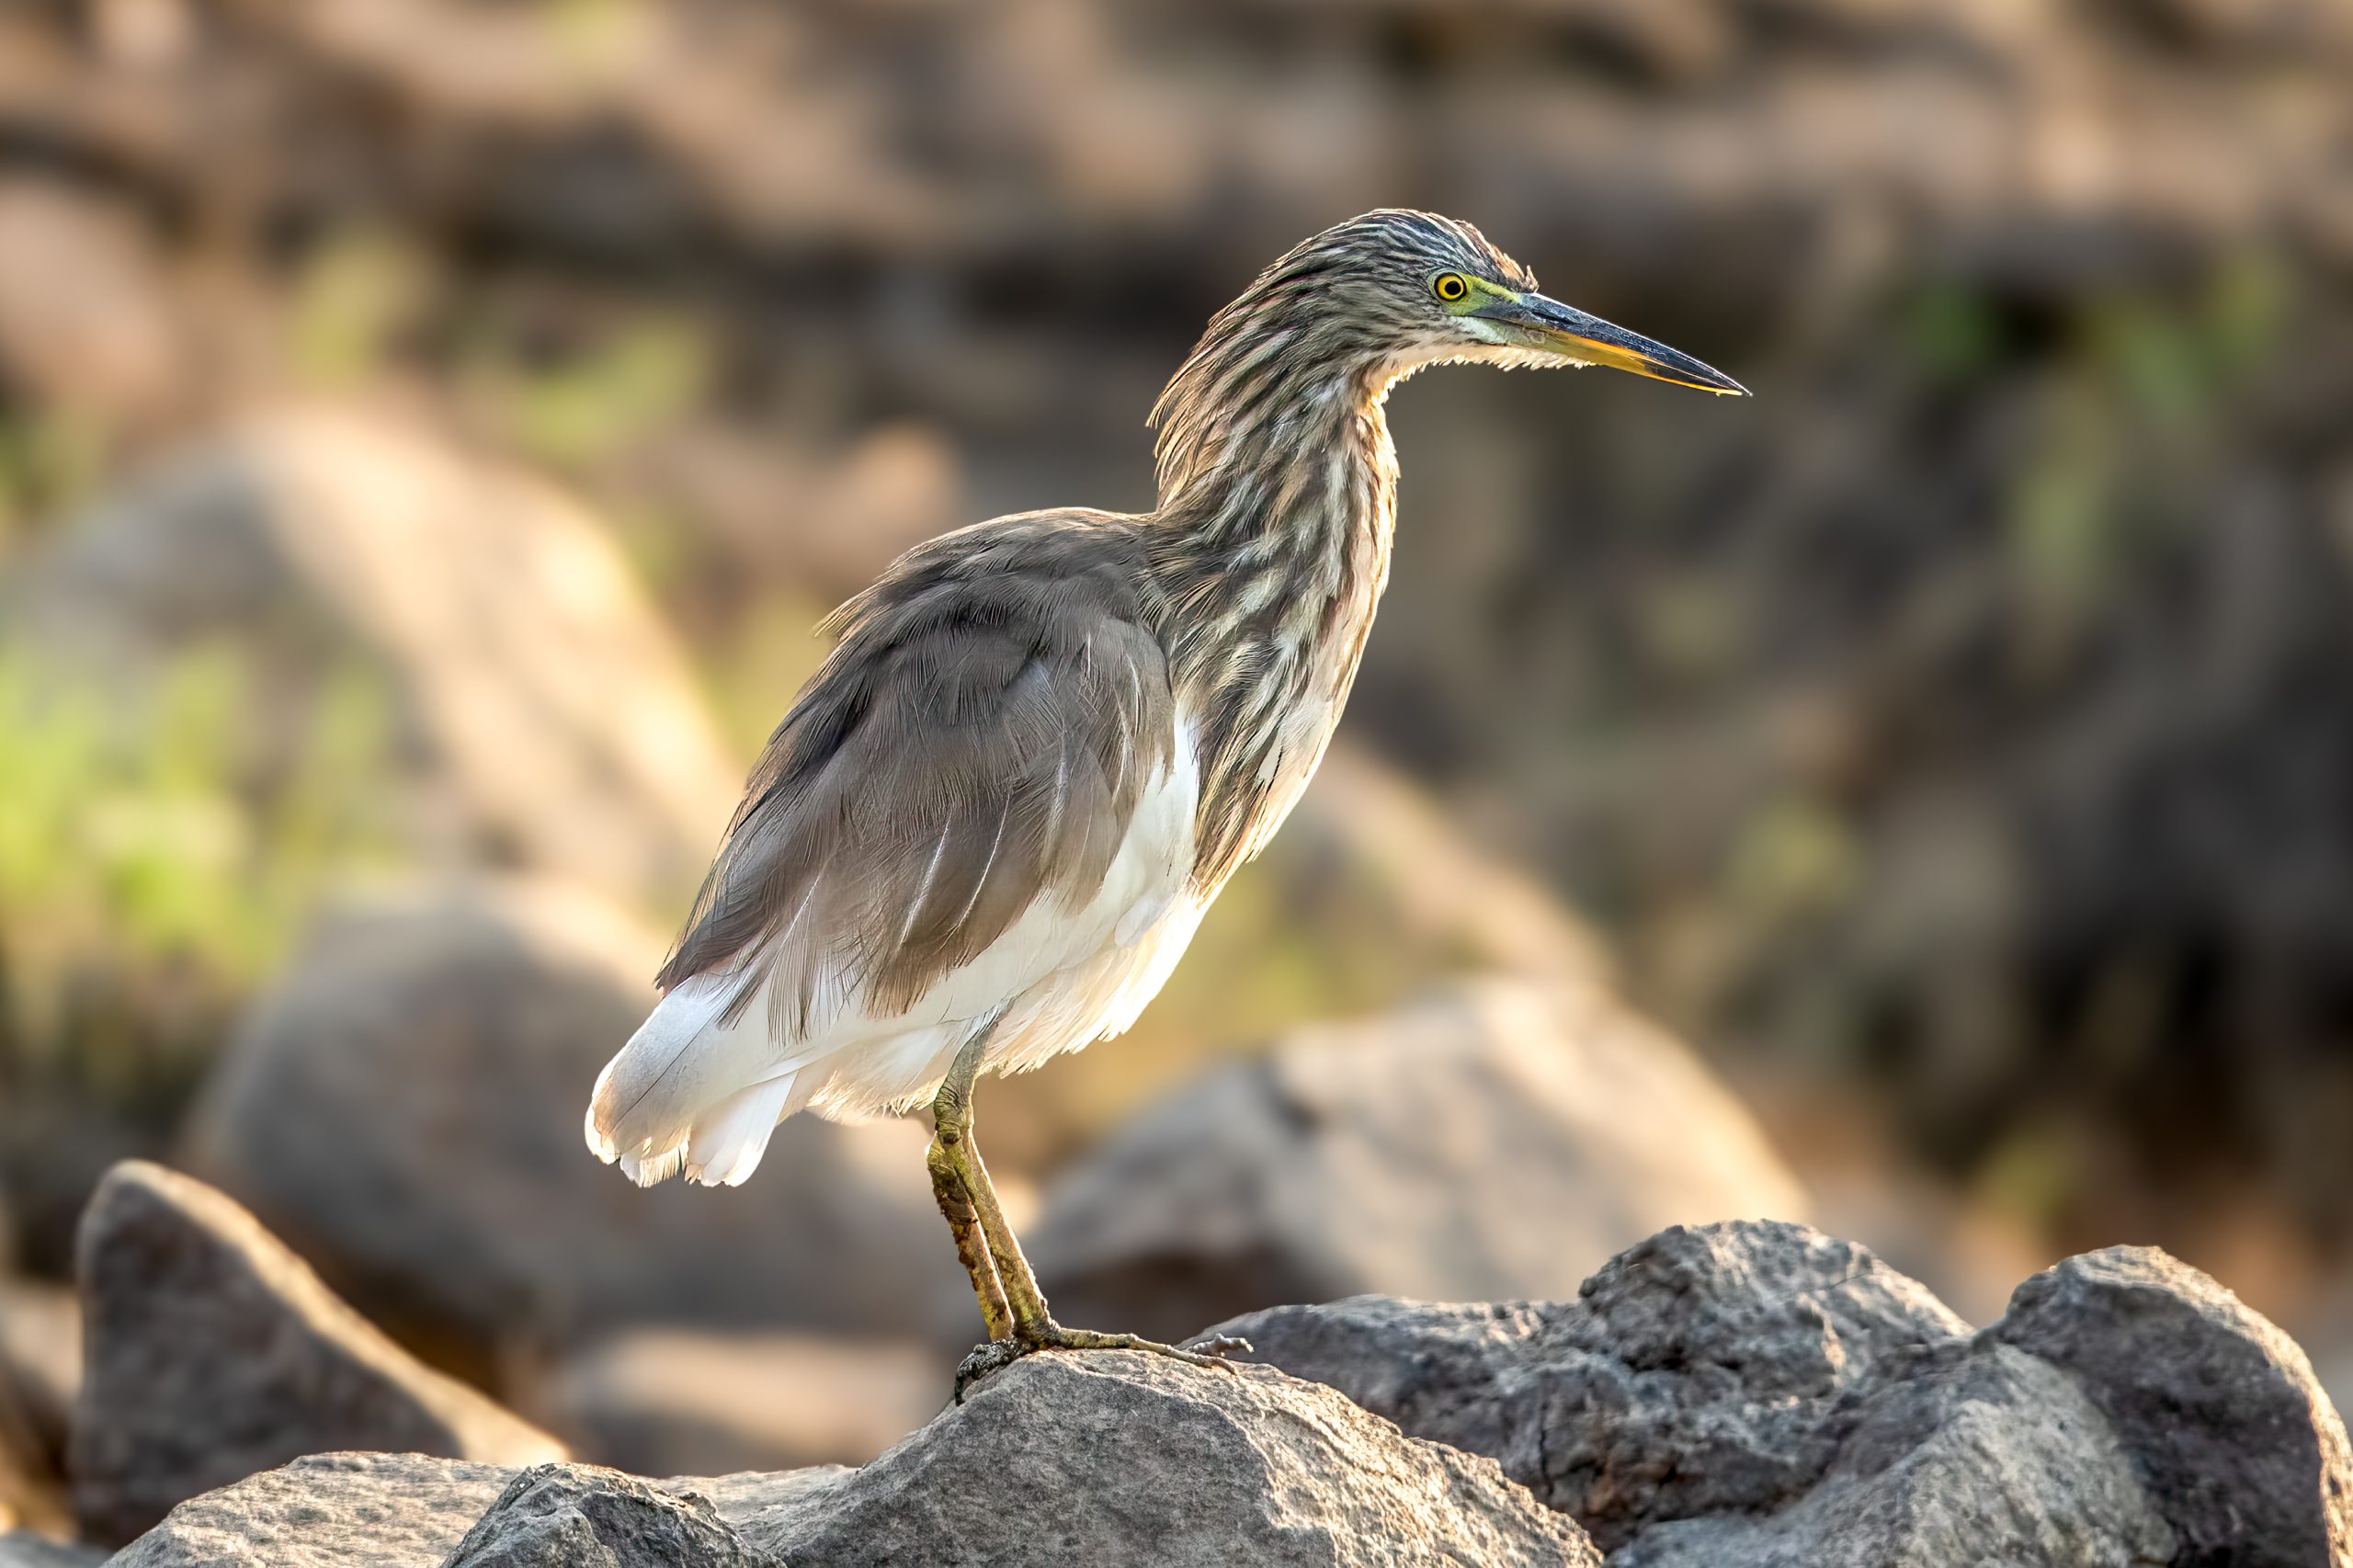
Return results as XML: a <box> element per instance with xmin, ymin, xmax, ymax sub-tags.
<box><xmin>540</xmin><ymin>1329</ymin><xmax>941</xmax><ymax>1474</ymax></box>
<box><xmin>1211</xmin><ymin>1224</ymin><xmax>1976</xmax><ymax>1548</ymax></box>
<box><xmin>112</xmin><ymin>1355</ymin><xmax>1591</xmax><ymax>1567</ymax></box>
<box><xmin>1216</xmin><ymin>1220</ymin><xmax>2352</xmax><ymax>1564</ymax></box>
<box><xmin>731</xmin><ymin>1353</ymin><xmax>1597</xmax><ymax>1567</ymax></box>
<box><xmin>1030</xmin><ymin>978</ymin><xmax>1808</xmax><ymax>1341</ymax></box>
<box><xmin>5</xmin><ymin>406</ymin><xmax>738</xmax><ymax>909</ymax></box>
<box><xmin>1991</xmin><ymin>1246</ymin><xmax>2353</xmax><ymax>1566</ymax></box>
<box><xmin>0</xmin><ymin>1533</ymin><xmax>105</xmax><ymax>1568</ymax></box>
<box><xmin>67</xmin><ymin>1162</ymin><xmax>565</xmax><ymax>1546</ymax></box>
<box><xmin>105</xmin><ymin>1453</ymin><xmax>843</xmax><ymax>1568</ymax></box>
<box><xmin>179</xmin><ymin>880</ymin><xmax>960</xmax><ymax>1367</ymax></box>
<box><xmin>438</xmin><ymin>1464</ymin><xmax>761</xmax><ymax>1568</ymax></box>
<box><xmin>1607</xmin><ymin>1342</ymin><xmax>2173</xmax><ymax>1567</ymax></box>
<box><xmin>0</xmin><ymin>1282</ymin><xmax>79</xmax><ymax>1471</ymax></box>
<box><xmin>108</xmin><ymin>1453</ymin><xmax>520</xmax><ymax>1568</ymax></box>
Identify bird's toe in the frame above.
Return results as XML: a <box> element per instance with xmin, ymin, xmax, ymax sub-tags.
<box><xmin>951</xmin><ymin>1336</ymin><xmax>1025</xmax><ymax>1403</ymax></box>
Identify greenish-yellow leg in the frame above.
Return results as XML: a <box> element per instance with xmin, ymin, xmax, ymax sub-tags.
<box><xmin>927</xmin><ymin>1026</ymin><xmax>1251</xmax><ymax>1400</ymax></box>
<box><xmin>926</xmin><ymin>1114</ymin><xmax>1011</xmax><ymax>1344</ymax></box>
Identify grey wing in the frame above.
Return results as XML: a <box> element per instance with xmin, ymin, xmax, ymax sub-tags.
<box><xmin>657</xmin><ymin>518</ymin><xmax>1176</xmax><ymax>1031</ymax></box>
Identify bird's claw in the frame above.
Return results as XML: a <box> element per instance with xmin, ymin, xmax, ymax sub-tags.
<box><xmin>950</xmin><ymin>1324</ymin><xmax>1256</xmax><ymax>1403</ymax></box>
<box><xmin>952</xmin><ymin>1336</ymin><xmax>1024</xmax><ymax>1403</ymax></box>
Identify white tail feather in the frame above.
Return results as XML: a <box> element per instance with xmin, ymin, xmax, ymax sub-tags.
<box><xmin>589</xmin><ymin>971</ymin><xmax>783</xmax><ymax>1182</ymax></box>
<box><xmin>683</xmin><ymin>1071</ymin><xmax>800</xmax><ymax>1187</ymax></box>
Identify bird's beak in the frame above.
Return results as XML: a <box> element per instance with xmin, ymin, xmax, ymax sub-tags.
<box><xmin>1483</xmin><ymin>292</ymin><xmax>1749</xmax><ymax>396</ymax></box>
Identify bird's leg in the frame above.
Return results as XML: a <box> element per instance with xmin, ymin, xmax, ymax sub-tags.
<box><xmin>932</xmin><ymin>1028</ymin><xmax>1251</xmax><ymax>1401</ymax></box>
<box><xmin>925</xmin><ymin>1103</ymin><xmax>1011</xmax><ymax>1344</ymax></box>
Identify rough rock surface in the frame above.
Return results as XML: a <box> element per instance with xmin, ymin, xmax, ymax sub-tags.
<box><xmin>110</xmin><ymin>1356</ymin><xmax>1595</xmax><ymax>1567</ymax></box>
<box><xmin>1215</xmin><ymin>1221</ymin><xmax>2352</xmax><ymax>1564</ymax></box>
<box><xmin>540</xmin><ymin>1329</ymin><xmax>940</xmax><ymax>1474</ymax></box>
<box><xmin>107</xmin><ymin>1454</ymin><xmax>520</xmax><ymax>1568</ymax></box>
<box><xmin>438</xmin><ymin>1464</ymin><xmax>762</xmax><ymax>1568</ymax></box>
<box><xmin>106</xmin><ymin>1453</ymin><xmax>844</xmax><ymax>1568</ymax></box>
<box><xmin>1991</xmin><ymin>1246</ymin><xmax>2353</xmax><ymax>1567</ymax></box>
<box><xmin>737</xmin><ymin>1352</ymin><xmax>1597</xmax><ymax>1567</ymax></box>
<box><xmin>67</xmin><ymin>1162</ymin><xmax>564</xmax><ymax>1546</ymax></box>
<box><xmin>179</xmin><ymin>881</ymin><xmax>961</xmax><ymax>1367</ymax></box>
<box><xmin>1031</xmin><ymin>978</ymin><xmax>1808</xmax><ymax>1340</ymax></box>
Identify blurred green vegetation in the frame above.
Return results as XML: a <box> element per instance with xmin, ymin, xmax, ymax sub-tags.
<box><xmin>0</xmin><ymin>643</ymin><xmax>403</xmax><ymax>1102</ymax></box>
<box><xmin>460</xmin><ymin>316</ymin><xmax>709</xmax><ymax>472</ymax></box>
<box><xmin>0</xmin><ymin>410</ymin><xmax>105</xmax><ymax>559</ymax></box>
<box><xmin>2004</xmin><ymin>251</ymin><xmax>2290</xmax><ymax>661</ymax></box>
<box><xmin>290</xmin><ymin>228</ymin><xmax>435</xmax><ymax>389</ymax></box>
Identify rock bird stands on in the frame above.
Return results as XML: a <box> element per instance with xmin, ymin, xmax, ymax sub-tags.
<box><xmin>588</xmin><ymin>210</ymin><xmax>1745</xmax><ymax>1388</ymax></box>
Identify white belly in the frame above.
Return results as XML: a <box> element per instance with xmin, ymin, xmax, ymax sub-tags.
<box><xmin>590</xmin><ymin>720</ymin><xmax>1208</xmax><ymax>1187</ymax></box>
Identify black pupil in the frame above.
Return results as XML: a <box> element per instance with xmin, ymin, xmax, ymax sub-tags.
<box><xmin>1439</xmin><ymin>277</ymin><xmax>1461</xmax><ymax>297</ymax></box>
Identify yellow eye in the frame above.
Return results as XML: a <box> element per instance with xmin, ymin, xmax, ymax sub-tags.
<box><xmin>1432</xmin><ymin>272</ymin><xmax>1470</xmax><ymax>303</ymax></box>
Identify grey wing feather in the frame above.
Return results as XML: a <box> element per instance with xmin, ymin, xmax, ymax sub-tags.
<box><xmin>657</xmin><ymin>513</ymin><xmax>1176</xmax><ymax>1030</ymax></box>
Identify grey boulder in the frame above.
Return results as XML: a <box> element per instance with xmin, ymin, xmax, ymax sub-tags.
<box><xmin>67</xmin><ymin>1162</ymin><xmax>563</xmax><ymax>1546</ymax></box>
<box><xmin>741</xmin><ymin>1351</ymin><xmax>1597</xmax><ymax>1567</ymax></box>
<box><xmin>110</xmin><ymin>1354</ymin><xmax>1596</xmax><ymax>1567</ymax></box>
<box><xmin>1214</xmin><ymin>1219</ymin><xmax>2351</xmax><ymax>1564</ymax></box>
<box><xmin>106</xmin><ymin>1454</ymin><xmax>841</xmax><ymax>1568</ymax></box>
<box><xmin>1991</xmin><ymin>1245</ymin><xmax>2353</xmax><ymax>1566</ymax></box>
<box><xmin>179</xmin><ymin>880</ymin><xmax>962</xmax><ymax>1368</ymax></box>
<box><xmin>1031</xmin><ymin>977</ymin><xmax>1808</xmax><ymax>1342</ymax></box>
<box><xmin>108</xmin><ymin>1454</ymin><xmax>520</xmax><ymax>1568</ymax></box>
<box><xmin>438</xmin><ymin>1464</ymin><xmax>765</xmax><ymax>1568</ymax></box>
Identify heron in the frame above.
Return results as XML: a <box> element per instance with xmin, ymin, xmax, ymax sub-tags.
<box><xmin>586</xmin><ymin>210</ymin><xmax>1745</xmax><ymax>1390</ymax></box>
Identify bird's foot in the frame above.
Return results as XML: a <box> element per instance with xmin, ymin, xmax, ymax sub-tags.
<box><xmin>952</xmin><ymin>1322</ymin><xmax>1254</xmax><ymax>1402</ymax></box>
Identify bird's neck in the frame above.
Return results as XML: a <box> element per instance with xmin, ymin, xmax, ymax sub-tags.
<box><xmin>1143</xmin><ymin>350</ymin><xmax>1404</xmax><ymax>887</ymax></box>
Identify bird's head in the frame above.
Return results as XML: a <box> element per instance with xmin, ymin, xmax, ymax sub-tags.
<box><xmin>1220</xmin><ymin>209</ymin><xmax>1748</xmax><ymax>398</ymax></box>
<box><xmin>1151</xmin><ymin>210</ymin><xmax>1744</xmax><ymax>503</ymax></box>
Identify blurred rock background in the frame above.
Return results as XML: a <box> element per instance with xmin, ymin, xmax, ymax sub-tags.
<box><xmin>1</xmin><ymin>0</ymin><xmax>2351</xmax><ymax>1535</ymax></box>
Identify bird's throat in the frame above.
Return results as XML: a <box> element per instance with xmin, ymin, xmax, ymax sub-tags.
<box><xmin>1144</xmin><ymin>362</ymin><xmax>1401</xmax><ymax>890</ymax></box>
